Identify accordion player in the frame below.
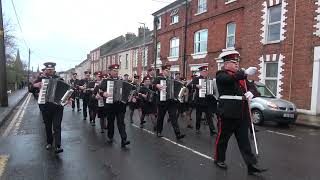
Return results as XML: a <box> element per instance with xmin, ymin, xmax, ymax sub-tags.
<box><xmin>101</xmin><ymin>79</ymin><xmax>135</xmax><ymax>104</ymax></box>
<box><xmin>38</xmin><ymin>78</ymin><xmax>74</xmax><ymax>106</ymax></box>
<box><xmin>159</xmin><ymin>79</ymin><xmax>185</xmax><ymax>102</ymax></box>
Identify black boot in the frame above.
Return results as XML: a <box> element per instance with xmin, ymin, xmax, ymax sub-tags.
<box><xmin>55</xmin><ymin>146</ymin><xmax>64</xmax><ymax>154</ymax></box>
<box><xmin>214</xmin><ymin>160</ymin><xmax>228</xmax><ymax>170</ymax></box>
<box><xmin>176</xmin><ymin>133</ymin><xmax>185</xmax><ymax>140</ymax></box>
<box><xmin>248</xmin><ymin>164</ymin><xmax>268</xmax><ymax>176</ymax></box>
<box><xmin>121</xmin><ymin>140</ymin><xmax>130</xmax><ymax>147</ymax></box>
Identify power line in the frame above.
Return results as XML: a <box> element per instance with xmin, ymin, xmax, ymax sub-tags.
<box><xmin>151</xmin><ymin>0</ymin><xmax>172</xmax><ymax>4</ymax></box>
<box><xmin>10</xmin><ymin>0</ymin><xmax>29</xmax><ymax>50</ymax></box>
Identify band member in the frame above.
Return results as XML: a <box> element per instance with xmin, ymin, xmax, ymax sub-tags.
<box><xmin>94</xmin><ymin>73</ymin><xmax>107</xmax><ymax>133</ymax></box>
<box><xmin>177</xmin><ymin>77</ymin><xmax>190</xmax><ymax>126</ymax></box>
<box><xmin>33</xmin><ymin>62</ymin><xmax>64</xmax><ymax>154</ymax></box>
<box><xmin>30</xmin><ymin>71</ymin><xmax>45</xmax><ymax>100</ymax></box>
<box><xmin>128</xmin><ymin>75</ymin><xmax>141</xmax><ymax>123</ymax></box>
<box><xmin>100</xmin><ymin>64</ymin><xmax>130</xmax><ymax>147</ymax></box>
<box><xmin>174</xmin><ymin>72</ymin><xmax>181</xmax><ymax>80</ymax></box>
<box><xmin>79</xmin><ymin>70</ymin><xmax>92</xmax><ymax>121</ymax></box>
<box><xmin>185</xmin><ymin>74</ymin><xmax>197</xmax><ymax>129</ymax></box>
<box><xmin>146</xmin><ymin>67</ymin><xmax>156</xmax><ymax>79</ymax></box>
<box><xmin>153</xmin><ymin>64</ymin><xmax>185</xmax><ymax>139</ymax></box>
<box><xmin>123</xmin><ymin>74</ymin><xmax>130</xmax><ymax>82</ymax></box>
<box><xmin>214</xmin><ymin>50</ymin><xmax>267</xmax><ymax>175</ymax></box>
<box><xmin>69</xmin><ymin>72</ymin><xmax>81</xmax><ymax>112</ymax></box>
<box><xmin>87</xmin><ymin>72</ymin><xmax>102</xmax><ymax>125</ymax></box>
<box><xmin>188</xmin><ymin>66</ymin><xmax>217</xmax><ymax>136</ymax></box>
<box><xmin>139</xmin><ymin>76</ymin><xmax>157</xmax><ymax>129</ymax></box>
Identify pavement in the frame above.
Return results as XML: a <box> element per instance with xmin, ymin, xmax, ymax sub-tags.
<box><xmin>295</xmin><ymin>114</ymin><xmax>320</xmax><ymax>129</ymax></box>
<box><xmin>0</xmin><ymin>98</ymin><xmax>319</xmax><ymax>180</ymax></box>
<box><xmin>0</xmin><ymin>88</ymin><xmax>28</xmax><ymax>127</ymax></box>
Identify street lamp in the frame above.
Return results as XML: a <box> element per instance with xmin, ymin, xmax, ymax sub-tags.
<box><xmin>139</xmin><ymin>22</ymin><xmax>146</xmax><ymax>78</ymax></box>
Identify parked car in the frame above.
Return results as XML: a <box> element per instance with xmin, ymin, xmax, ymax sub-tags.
<box><xmin>250</xmin><ymin>81</ymin><xmax>298</xmax><ymax>126</ymax></box>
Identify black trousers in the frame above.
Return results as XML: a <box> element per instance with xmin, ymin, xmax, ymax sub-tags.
<box><xmin>157</xmin><ymin>102</ymin><xmax>181</xmax><ymax>136</ymax></box>
<box><xmin>82</xmin><ymin>97</ymin><xmax>89</xmax><ymax>118</ymax></box>
<box><xmin>89</xmin><ymin>106</ymin><xmax>97</xmax><ymax>122</ymax></box>
<box><xmin>72</xmin><ymin>98</ymin><xmax>80</xmax><ymax>110</ymax></box>
<box><xmin>195</xmin><ymin>105</ymin><xmax>215</xmax><ymax>132</ymax></box>
<box><xmin>106</xmin><ymin>111</ymin><xmax>127</xmax><ymax>141</ymax></box>
<box><xmin>42</xmin><ymin>104</ymin><xmax>64</xmax><ymax>147</ymax></box>
<box><xmin>215</xmin><ymin>116</ymin><xmax>257</xmax><ymax>165</ymax></box>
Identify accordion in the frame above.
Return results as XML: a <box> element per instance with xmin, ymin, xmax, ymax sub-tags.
<box><xmin>160</xmin><ymin>79</ymin><xmax>184</xmax><ymax>101</ymax></box>
<box><xmin>38</xmin><ymin>78</ymin><xmax>74</xmax><ymax>106</ymax></box>
<box><xmin>105</xmin><ymin>80</ymin><xmax>135</xmax><ymax>104</ymax></box>
<box><xmin>199</xmin><ymin>79</ymin><xmax>215</xmax><ymax>98</ymax></box>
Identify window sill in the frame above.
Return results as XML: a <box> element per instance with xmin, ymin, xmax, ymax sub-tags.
<box><xmin>225</xmin><ymin>0</ymin><xmax>237</xmax><ymax>5</ymax></box>
<box><xmin>170</xmin><ymin>22</ymin><xmax>179</xmax><ymax>25</ymax></box>
<box><xmin>264</xmin><ymin>40</ymin><xmax>281</xmax><ymax>45</ymax></box>
<box><xmin>191</xmin><ymin>52</ymin><xmax>207</xmax><ymax>59</ymax></box>
<box><xmin>195</xmin><ymin>10</ymin><xmax>207</xmax><ymax>16</ymax></box>
<box><xmin>168</xmin><ymin>56</ymin><xmax>179</xmax><ymax>61</ymax></box>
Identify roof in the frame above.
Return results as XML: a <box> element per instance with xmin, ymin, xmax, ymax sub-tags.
<box><xmin>100</xmin><ymin>36</ymin><xmax>126</xmax><ymax>56</ymax></box>
<box><xmin>152</xmin><ymin>0</ymin><xmax>185</xmax><ymax>16</ymax></box>
<box><xmin>101</xmin><ymin>31</ymin><xmax>153</xmax><ymax>56</ymax></box>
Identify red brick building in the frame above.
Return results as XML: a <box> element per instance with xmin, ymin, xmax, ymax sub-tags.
<box><xmin>152</xmin><ymin>0</ymin><xmax>320</xmax><ymax>114</ymax></box>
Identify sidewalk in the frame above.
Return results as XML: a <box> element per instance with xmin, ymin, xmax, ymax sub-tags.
<box><xmin>0</xmin><ymin>88</ymin><xmax>28</xmax><ymax>127</ymax></box>
<box><xmin>295</xmin><ymin>114</ymin><xmax>320</xmax><ymax>129</ymax></box>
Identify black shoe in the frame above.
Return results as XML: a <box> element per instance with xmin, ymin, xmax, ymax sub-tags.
<box><xmin>101</xmin><ymin>129</ymin><xmax>105</xmax><ymax>133</ymax></box>
<box><xmin>214</xmin><ymin>160</ymin><xmax>228</xmax><ymax>170</ymax></box>
<box><xmin>176</xmin><ymin>134</ymin><xmax>185</xmax><ymax>140</ymax></box>
<box><xmin>248</xmin><ymin>164</ymin><xmax>268</xmax><ymax>176</ymax></box>
<box><xmin>121</xmin><ymin>140</ymin><xmax>130</xmax><ymax>147</ymax></box>
<box><xmin>55</xmin><ymin>147</ymin><xmax>64</xmax><ymax>154</ymax></box>
<box><xmin>187</xmin><ymin>125</ymin><xmax>193</xmax><ymax>129</ymax></box>
<box><xmin>72</xmin><ymin>108</ymin><xmax>75</xmax><ymax>111</ymax></box>
<box><xmin>157</xmin><ymin>132</ymin><xmax>163</xmax><ymax>137</ymax></box>
<box><xmin>78</xmin><ymin>109</ymin><xmax>82</xmax><ymax>112</ymax></box>
<box><xmin>153</xmin><ymin>126</ymin><xmax>157</xmax><ymax>132</ymax></box>
<box><xmin>83</xmin><ymin>117</ymin><xmax>87</xmax><ymax>121</ymax></box>
<box><xmin>91</xmin><ymin>122</ymin><xmax>96</xmax><ymax>126</ymax></box>
<box><xmin>45</xmin><ymin>144</ymin><xmax>52</xmax><ymax>150</ymax></box>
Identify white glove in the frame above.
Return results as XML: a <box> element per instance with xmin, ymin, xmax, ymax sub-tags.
<box><xmin>244</xmin><ymin>91</ymin><xmax>254</xmax><ymax>100</ymax></box>
<box><xmin>244</xmin><ymin>67</ymin><xmax>257</xmax><ymax>75</ymax></box>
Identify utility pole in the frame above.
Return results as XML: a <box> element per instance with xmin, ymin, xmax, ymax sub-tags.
<box><xmin>27</xmin><ymin>48</ymin><xmax>30</xmax><ymax>89</ymax></box>
<box><xmin>153</xmin><ymin>17</ymin><xmax>159</xmax><ymax>78</ymax></box>
<box><xmin>0</xmin><ymin>0</ymin><xmax>8</xmax><ymax>107</ymax></box>
<box><xmin>182</xmin><ymin>0</ymin><xmax>189</xmax><ymax>78</ymax></box>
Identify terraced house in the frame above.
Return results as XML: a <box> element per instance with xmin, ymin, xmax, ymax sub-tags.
<box><xmin>152</xmin><ymin>0</ymin><xmax>320</xmax><ymax>114</ymax></box>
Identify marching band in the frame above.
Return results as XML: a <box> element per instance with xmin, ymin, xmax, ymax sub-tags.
<box><xmin>31</xmin><ymin>49</ymin><xmax>267</xmax><ymax>176</ymax></box>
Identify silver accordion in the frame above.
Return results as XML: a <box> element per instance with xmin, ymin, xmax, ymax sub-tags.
<box><xmin>198</xmin><ymin>78</ymin><xmax>215</xmax><ymax>98</ymax></box>
<box><xmin>38</xmin><ymin>78</ymin><xmax>74</xmax><ymax>106</ymax></box>
<box><xmin>160</xmin><ymin>79</ymin><xmax>184</xmax><ymax>101</ymax></box>
<box><xmin>105</xmin><ymin>80</ymin><xmax>135</xmax><ymax>104</ymax></box>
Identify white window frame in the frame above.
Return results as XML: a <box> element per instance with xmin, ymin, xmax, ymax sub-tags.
<box><xmin>266</xmin><ymin>4</ymin><xmax>282</xmax><ymax>43</ymax></box>
<box><xmin>156</xmin><ymin>42</ymin><xmax>161</xmax><ymax>60</ymax></box>
<box><xmin>225</xmin><ymin>0</ymin><xmax>237</xmax><ymax>4</ymax></box>
<box><xmin>170</xmin><ymin>9</ymin><xmax>179</xmax><ymax>25</ymax></box>
<box><xmin>264</xmin><ymin>62</ymin><xmax>279</xmax><ymax>96</ymax></box>
<box><xmin>112</xmin><ymin>56</ymin><xmax>115</xmax><ymax>64</ymax></box>
<box><xmin>197</xmin><ymin>0</ymin><xmax>207</xmax><ymax>14</ymax></box>
<box><xmin>125</xmin><ymin>54</ymin><xmax>129</xmax><ymax>69</ymax></box>
<box><xmin>194</xmin><ymin>29</ymin><xmax>208</xmax><ymax>54</ymax></box>
<box><xmin>157</xmin><ymin>17</ymin><xmax>161</xmax><ymax>30</ymax></box>
<box><xmin>169</xmin><ymin>37</ymin><xmax>180</xmax><ymax>58</ymax></box>
<box><xmin>226</xmin><ymin>22</ymin><xmax>236</xmax><ymax>49</ymax></box>
<box><xmin>143</xmin><ymin>47</ymin><xmax>148</xmax><ymax>67</ymax></box>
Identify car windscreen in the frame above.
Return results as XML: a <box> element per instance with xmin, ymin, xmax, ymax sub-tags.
<box><xmin>255</xmin><ymin>85</ymin><xmax>276</xmax><ymax>98</ymax></box>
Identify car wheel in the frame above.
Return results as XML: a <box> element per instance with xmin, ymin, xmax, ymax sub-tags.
<box><xmin>251</xmin><ymin>109</ymin><xmax>264</xmax><ymax>125</ymax></box>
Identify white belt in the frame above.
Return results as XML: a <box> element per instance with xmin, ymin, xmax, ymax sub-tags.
<box><xmin>219</xmin><ymin>95</ymin><xmax>244</xmax><ymax>100</ymax></box>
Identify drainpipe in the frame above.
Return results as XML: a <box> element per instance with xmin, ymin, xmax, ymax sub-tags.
<box><xmin>288</xmin><ymin>0</ymin><xmax>297</xmax><ymax>100</ymax></box>
<box><xmin>182</xmin><ymin>0</ymin><xmax>189</xmax><ymax>78</ymax></box>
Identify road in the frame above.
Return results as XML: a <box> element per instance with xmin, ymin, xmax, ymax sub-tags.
<box><xmin>0</xmin><ymin>93</ymin><xmax>319</xmax><ymax>180</ymax></box>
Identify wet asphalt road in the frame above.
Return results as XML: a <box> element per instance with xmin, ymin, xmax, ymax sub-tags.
<box><xmin>0</xmin><ymin>94</ymin><xmax>319</xmax><ymax>180</ymax></box>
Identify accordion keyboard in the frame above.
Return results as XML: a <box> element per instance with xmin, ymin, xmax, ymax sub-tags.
<box><xmin>160</xmin><ymin>80</ymin><xmax>166</xmax><ymax>101</ymax></box>
<box><xmin>38</xmin><ymin>79</ymin><xmax>49</xmax><ymax>104</ymax></box>
<box><xmin>199</xmin><ymin>79</ymin><xmax>207</xmax><ymax>98</ymax></box>
<box><xmin>106</xmin><ymin>81</ymin><xmax>114</xmax><ymax>104</ymax></box>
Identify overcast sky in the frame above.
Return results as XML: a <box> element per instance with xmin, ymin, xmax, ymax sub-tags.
<box><xmin>3</xmin><ymin>0</ymin><xmax>174</xmax><ymax>71</ymax></box>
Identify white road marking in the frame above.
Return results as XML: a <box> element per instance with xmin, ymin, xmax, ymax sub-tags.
<box><xmin>266</xmin><ymin>130</ymin><xmax>296</xmax><ymax>138</ymax></box>
<box><xmin>12</xmin><ymin>94</ymin><xmax>32</xmax><ymax>135</ymax></box>
<box><xmin>2</xmin><ymin>93</ymin><xmax>31</xmax><ymax>137</ymax></box>
<box><xmin>131</xmin><ymin>124</ymin><xmax>214</xmax><ymax>161</ymax></box>
<box><xmin>0</xmin><ymin>154</ymin><xmax>9</xmax><ymax>178</ymax></box>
